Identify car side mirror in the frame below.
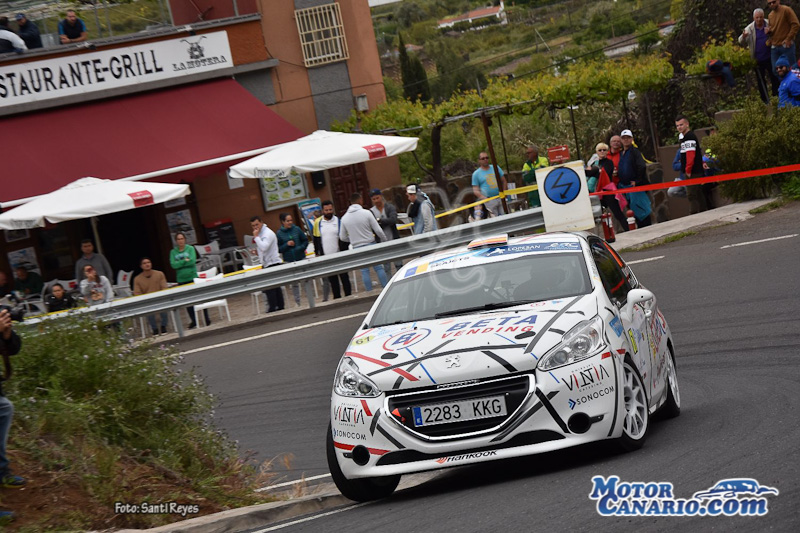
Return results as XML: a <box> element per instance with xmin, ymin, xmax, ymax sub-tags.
<box><xmin>621</xmin><ymin>288</ymin><xmax>655</xmax><ymax>323</ymax></box>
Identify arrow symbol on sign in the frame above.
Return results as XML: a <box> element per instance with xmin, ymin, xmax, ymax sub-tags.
<box><xmin>552</xmin><ymin>173</ymin><xmax>573</xmax><ymax>199</ymax></box>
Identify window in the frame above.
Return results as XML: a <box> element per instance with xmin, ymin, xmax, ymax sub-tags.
<box><xmin>369</xmin><ymin>253</ymin><xmax>590</xmax><ymax>327</ymax></box>
<box><xmin>589</xmin><ymin>239</ymin><xmax>633</xmax><ymax>305</ymax></box>
<box><xmin>295</xmin><ymin>3</ymin><xmax>349</xmax><ymax>67</ymax></box>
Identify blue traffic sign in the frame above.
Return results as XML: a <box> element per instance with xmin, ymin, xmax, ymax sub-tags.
<box><xmin>543</xmin><ymin>167</ymin><xmax>582</xmax><ymax>205</ymax></box>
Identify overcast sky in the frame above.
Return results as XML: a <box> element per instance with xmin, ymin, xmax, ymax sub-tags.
<box><xmin>369</xmin><ymin>0</ymin><xmax>403</xmax><ymax>6</ymax></box>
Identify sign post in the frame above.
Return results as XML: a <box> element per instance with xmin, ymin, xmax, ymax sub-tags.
<box><xmin>535</xmin><ymin>161</ymin><xmax>595</xmax><ymax>232</ymax></box>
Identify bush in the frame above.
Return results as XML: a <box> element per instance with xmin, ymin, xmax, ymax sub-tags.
<box><xmin>682</xmin><ymin>37</ymin><xmax>754</xmax><ymax>76</ymax></box>
<box><xmin>7</xmin><ymin>316</ymin><xmax>270</xmax><ymax>529</ymax></box>
<box><xmin>704</xmin><ymin>97</ymin><xmax>800</xmax><ymax>200</ymax></box>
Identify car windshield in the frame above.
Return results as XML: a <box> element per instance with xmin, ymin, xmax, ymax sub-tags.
<box><xmin>369</xmin><ymin>252</ymin><xmax>591</xmax><ymax>327</ymax></box>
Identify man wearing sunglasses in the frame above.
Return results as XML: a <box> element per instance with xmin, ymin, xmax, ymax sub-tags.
<box><xmin>775</xmin><ymin>55</ymin><xmax>800</xmax><ymax>107</ymax></box>
<box><xmin>472</xmin><ymin>152</ymin><xmax>507</xmax><ymax>217</ymax></box>
<box><xmin>766</xmin><ymin>0</ymin><xmax>799</xmax><ymax>75</ymax></box>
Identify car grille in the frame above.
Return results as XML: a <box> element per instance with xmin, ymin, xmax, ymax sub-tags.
<box><xmin>385</xmin><ymin>375</ymin><xmax>532</xmax><ymax>439</ymax></box>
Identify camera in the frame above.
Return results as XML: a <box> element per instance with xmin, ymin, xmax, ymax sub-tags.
<box><xmin>0</xmin><ymin>304</ymin><xmax>25</xmax><ymax>323</ymax></box>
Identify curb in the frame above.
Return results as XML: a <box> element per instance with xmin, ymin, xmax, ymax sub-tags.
<box><xmin>117</xmin><ymin>473</ymin><xmax>441</xmax><ymax>532</ymax></box>
<box><xmin>611</xmin><ymin>198</ymin><xmax>775</xmax><ymax>251</ymax></box>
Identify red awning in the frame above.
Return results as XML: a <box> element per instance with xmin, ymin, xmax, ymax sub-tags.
<box><xmin>1</xmin><ymin>79</ymin><xmax>306</xmax><ymax>203</ymax></box>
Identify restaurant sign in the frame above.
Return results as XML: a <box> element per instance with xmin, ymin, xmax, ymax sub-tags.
<box><xmin>0</xmin><ymin>31</ymin><xmax>232</xmax><ymax>105</ymax></box>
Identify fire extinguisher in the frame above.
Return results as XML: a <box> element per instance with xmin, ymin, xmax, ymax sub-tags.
<box><xmin>626</xmin><ymin>209</ymin><xmax>637</xmax><ymax>231</ymax></box>
<box><xmin>601</xmin><ymin>209</ymin><xmax>616</xmax><ymax>243</ymax></box>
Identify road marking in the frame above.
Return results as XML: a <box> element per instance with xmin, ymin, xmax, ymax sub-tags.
<box><xmin>720</xmin><ymin>234</ymin><xmax>798</xmax><ymax>249</ymax></box>
<box><xmin>255</xmin><ymin>473</ymin><xmax>331</xmax><ymax>492</ymax></box>
<box><xmin>181</xmin><ymin>312</ymin><xmax>368</xmax><ymax>355</ymax></box>
<box><xmin>251</xmin><ymin>502</ymin><xmax>369</xmax><ymax>532</ymax></box>
<box><xmin>626</xmin><ymin>256</ymin><xmax>664</xmax><ymax>265</ymax></box>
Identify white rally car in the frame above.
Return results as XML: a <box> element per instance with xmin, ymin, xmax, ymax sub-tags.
<box><xmin>328</xmin><ymin>232</ymin><xmax>680</xmax><ymax>501</ymax></box>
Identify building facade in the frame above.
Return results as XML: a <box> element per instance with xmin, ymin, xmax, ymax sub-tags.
<box><xmin>0</xmin><ymin>1</ymin><xmax>400</xmax><ymax>287</ymax></box>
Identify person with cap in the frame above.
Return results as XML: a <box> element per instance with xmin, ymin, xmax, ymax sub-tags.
<box><xmin>369</xmin><ymin>189</ymin><xmax>403</xmax><ymax>276</ymax></box>
<box><xmin>767</xmin><ymin>0</ymin><xmax>799</xmax><ymax>75</ymax></box>
<box><xmin>675</xmin><ymin>115</ymin><xmax>708</xmax><ymax>214</ymax></box>
<box><xmin>15</xmin><ymin>14</ymin><xmax>42</xmax><ymax>50</ymax></box>
<box><xmin>339</xmin><ymin>192</ymin><xmax>388</xmax><ymax>292</ymax></box>
<box><xmin>405</xmin><ymin>184</ymin><xmax>437</xmax><ymax>234</ymax></box>
<box><xmin>739</xmin><ymin>8</ymin><xmax>778</xmax><ymax>102</ymax></box>
<box><xmin>617</xmin><ymin>129</ymin><xmax>653</xmax><ymax>228</ymax></box>
<box><xmin>58</xmin><ymin>10</ymin><xmax>87</xmax><ymax>45</ymax></box>
<box><xmin>521</xmin><ymin>145</ymin><xmax>549</xmax><ymax>208</ymax></box>
<box><xmin>472</xmin><ymin>152</ymin><xmax>507</xmax><ymax>216</ymax></box>
<box><xmin>775</xmin><ymin>55</ymin><xmax>800</xmax><ymax>107</ymax></box>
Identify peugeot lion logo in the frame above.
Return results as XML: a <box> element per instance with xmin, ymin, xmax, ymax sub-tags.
<box><xmin>445</xmin><ymin>354</ymin><xmax>461</xmax><ymax>368</ymax></box>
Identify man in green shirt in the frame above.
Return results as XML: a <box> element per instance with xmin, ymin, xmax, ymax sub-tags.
<box><xmin>13</xmin><ymin>266</ymin><xmax>42</xmax><ymax>296</ymax></box>
<box><xmin>521</xmin><ymin>145</ymin><xmax>549</xmax><ymax>208</ymax></box>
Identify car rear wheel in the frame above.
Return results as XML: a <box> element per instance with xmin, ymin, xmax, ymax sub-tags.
<box><xmin>660</xmin><ymin>347</ymin><xmax>681</xmax><ymax>419</ymax></box>
<box><xmin>326</xmin><ymin>424</ymin><xmax>400</xmax><ymax>502</ymax></box>
<box><xmin>616</xmin><ymin>359</ymin><xmax>649</xmax><ymax>452</ymax></box>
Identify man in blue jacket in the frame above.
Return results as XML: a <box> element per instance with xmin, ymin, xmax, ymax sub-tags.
<box><xmin>776</xmin><ymin>55</ymin><xmax>800</xmax><ymax>107</ymax></box>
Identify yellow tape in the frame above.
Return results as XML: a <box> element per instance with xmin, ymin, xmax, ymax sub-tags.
<box><xmin>397</xmin><ymin>184</ymin><xmax>539</xmax><ymax>230</ymax></box>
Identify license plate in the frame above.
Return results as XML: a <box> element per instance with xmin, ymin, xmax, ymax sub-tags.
<box><xmin>412</xmin><ymin>395</ymin><xmax>507</xmax><ymax>427</ymax></box>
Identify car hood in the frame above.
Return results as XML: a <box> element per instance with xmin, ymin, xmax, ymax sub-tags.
<box><xmin>345</xmin><ymin>295</ymin><xmax>598</xmax><ymax>391</ymax></box>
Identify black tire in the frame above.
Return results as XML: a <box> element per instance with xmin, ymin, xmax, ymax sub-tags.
<box><xmin>616</xmin><ymin>358</ymin><xmax>649</xmax><ymax>452</ymax></box>
<box><xmin>660</xmin><ymin>347</ymin><xmax>681</xmax><ymax>419</ymax></box>
<box><xmin>326</xmin><ymin>424</ymin><xmax>400</xmax><ymax>502</ymax></box>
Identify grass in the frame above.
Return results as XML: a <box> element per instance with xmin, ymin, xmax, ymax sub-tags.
<box><xmin>620</xmin><ymin>230</ymin><xmax>698</xmax><ymax>252</ymax></box>
<box><xmin>749</xmin><ymin>199</ymin><xmax>788</xmax><ymax>214</ymax></box>
<box><xmin>2</xmin><ymin>316</ymin><xmax>275</xmax><ymax>530</ymax></box>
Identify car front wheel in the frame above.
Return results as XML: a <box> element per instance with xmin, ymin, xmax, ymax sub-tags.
<box><xmin>326</xmin><ymin>423</ymin><xmax>400</xmax><ymax>502</ymax></box>
<box><xmin>616</xmin><ymin>358</ymin><xmax>649</xmax><ymax>452</ymax></box>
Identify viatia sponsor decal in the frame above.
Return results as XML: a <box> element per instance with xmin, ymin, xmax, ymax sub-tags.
<box><xmin>333</xmin><ymin>402</ymin><xmax>369</xmax><ymax>427</ymax></box>
<box><xmin>589</xmin><ymin>476</ymin><xmax>778</xmax><ymax>517</ymax></box>
<box><xmin>561</xmin><ymin>363</ymin><xmax>610</xmax><ymax>392</ymax></box>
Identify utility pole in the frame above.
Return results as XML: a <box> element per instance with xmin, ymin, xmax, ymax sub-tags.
<box><xmin>480</xmin><ymin>111</ymin><xmax>509</xmax><ymax>215</ymax></box>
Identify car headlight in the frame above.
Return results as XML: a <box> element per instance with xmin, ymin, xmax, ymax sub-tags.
<box><xmin>333</xmin><ymin>357</ymin><xmax>382</xmax><ymax>397</ymax></box>
<box><xmin>537</xmin><ymin>316</ymin><xmax>606</xmax><ymax>371</ymax></box>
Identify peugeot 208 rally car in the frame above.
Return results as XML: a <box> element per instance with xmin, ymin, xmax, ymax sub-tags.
<box><xmin>328</xmin><ymin>232</ymin><xmax>680</xmax><ymax>501</ymax></box>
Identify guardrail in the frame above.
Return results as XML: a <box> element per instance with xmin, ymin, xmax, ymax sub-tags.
<box><xmin>24</xmin><ymin>201</ymin><xmax>599</xmax><ymax>337</ymax></box>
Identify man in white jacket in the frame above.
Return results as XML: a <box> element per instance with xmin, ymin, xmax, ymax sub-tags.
<box><xmin>339</xmin><ymin>192</ymin><xmax>388</xmax><ymax>291</ymax></box>
<box><xmin>250</xmin><ymin>215</ymin><xmax>284</xmax><ymax>312</ymax></box>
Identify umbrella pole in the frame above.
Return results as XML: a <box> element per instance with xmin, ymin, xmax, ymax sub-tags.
<box><xmin>91</xmin><ymin>217</ymin><xmax>104</xmax><ymax>255</ymax></box>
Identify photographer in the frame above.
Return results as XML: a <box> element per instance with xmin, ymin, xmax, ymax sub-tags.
<box><xmin>0</xmin><ymin>308</ymin><xmax>24</xmax><ymax>522</ymax></box>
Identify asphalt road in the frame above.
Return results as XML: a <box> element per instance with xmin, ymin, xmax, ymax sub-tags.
<box><xmin>177</xmin><ymin>202</ymin><xmax>800</xmax><ymax>531</ymax></box>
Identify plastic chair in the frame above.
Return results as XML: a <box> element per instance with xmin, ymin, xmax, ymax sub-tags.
<box><xmin>113</xmin><ymin>270</ymin><xmax>133</xmax><ymax>297</ymax></box>
<box><xmin>195</xmin><ymin>242</ymin><xmax>223</xmax><ymax>272</ymax></box>
<box><xmin>234</xmin><ymin>248</ymin><xmax>261</xmax><ymax>269</ymax></box>
<box><xmin>196</xmin><ymin>267</ymin><xmax>218</xmax><ymax>279</ymax></box>
<box><xmin>192</xmin><ymin>271</ymin><xmax>230</xmax><ymax>327</ymax></box>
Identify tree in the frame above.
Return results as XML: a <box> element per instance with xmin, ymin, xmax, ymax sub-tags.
<box><xmin>334</xmin><ymin>55</ymin><xmax>674</xmax><ymax>187</ymax></box>
<box><xmin>398</xmin><ymin>33</ymin><xmax>431</xmax><ymax>103</ymax></box>
<box><xmin>635</xmin><ymin>22</ymin><xmax>660</xmax><ymax>56</ymax></box>
<box><xmin>428</xmin><ymin>41</ymin><xmax>486</xmax><ymax>102</ymax></box>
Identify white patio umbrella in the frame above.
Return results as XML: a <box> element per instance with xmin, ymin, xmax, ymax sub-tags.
<box><xmin>0</xmin><ymin>177</ymin><xmax>190</xmax><ymax>230</ymax></box>
<box><xmin>227</xmin><ymin>130</ymin><xmax>419</xmax><ymax>178</ymax></box>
